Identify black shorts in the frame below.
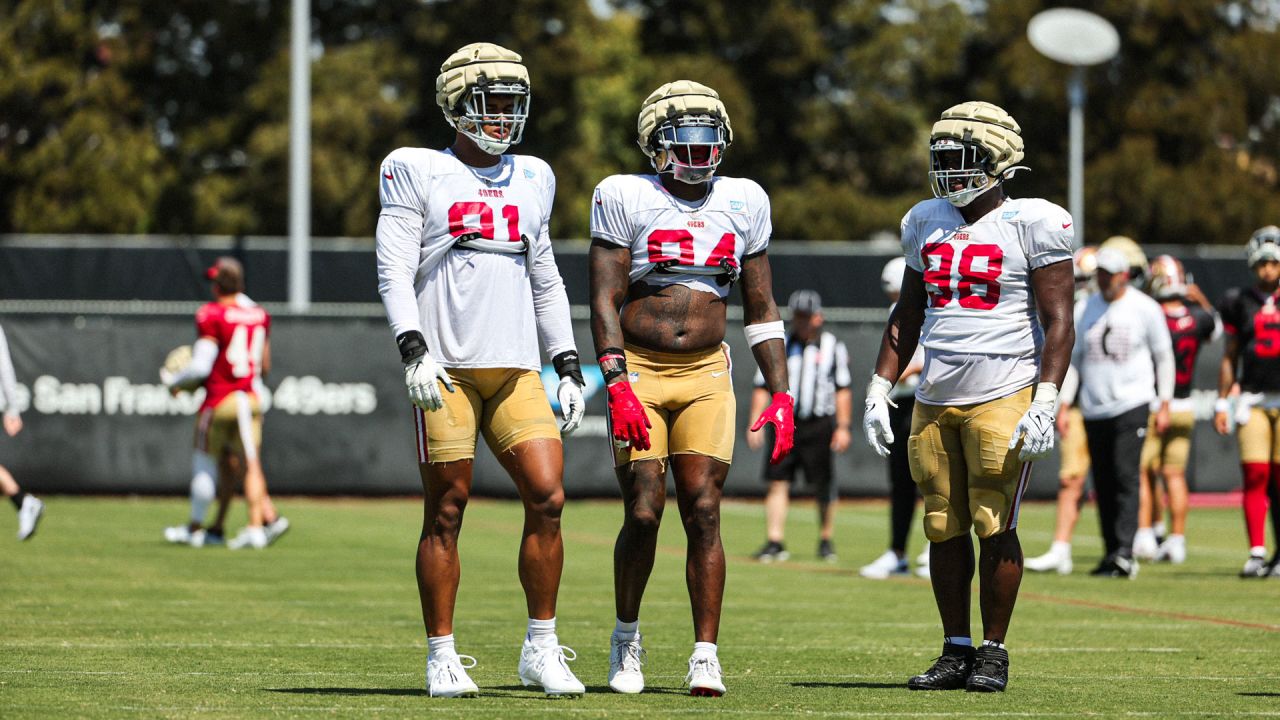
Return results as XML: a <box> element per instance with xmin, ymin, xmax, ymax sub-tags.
<box><xmin>762</xmin><ymin>416</ymin><xmax>836</xmax><ymax>501</ymax></box>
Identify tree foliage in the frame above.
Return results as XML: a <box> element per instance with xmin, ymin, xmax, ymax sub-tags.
<box><xmin>1</xmin><ymin>0</ymin><xmax>1277</xmax><ymax>246</ymax></box>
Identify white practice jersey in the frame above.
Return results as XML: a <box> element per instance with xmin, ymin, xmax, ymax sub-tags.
<box><xmin>1071</xmin><ymin>289</ymin><xmax>1173</xmax><ymax>421</ymax></box>
<box><xmin>376</xmin><ymin>147</ymin><xmax>574</xmax><ymax>371</ymax></box>
<box><xmin>901</xmin><ymin>197</ymin><xmax>1074</xmax><ymax>405</ymax></box>
<box><xmin>590</xmin><ymin>174</ymin><xmax>771</xmax><ymax>298</ymax></box>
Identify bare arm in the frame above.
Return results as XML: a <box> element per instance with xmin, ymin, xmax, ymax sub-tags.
<box><xmin>873</xmin><ymin>267</ymin><xmax>927</xmax><ymax>382</ymax></box>
<box><xmin>740</xmin><ymin>252</ymin><xmax>787</xmax><ymax>395</ymax></box>
<box><xmin>1030</xmin><ymin>259</ymin><xmax>1075</xmax><ymax>388</ymax></box>
<box><xmin>260</xmin><ymin>337</ymin><xmax>272</xmax><ymax>379</ymax></box>
<box><xmin>589</xmin><ymin>239</ymin><xmax>630</xmax><ymax>374</ymax></box>
<box><xmin>1215</xmin><ymin>334</ymin><xmax>1239</xmax><ymax>435</ymax></box>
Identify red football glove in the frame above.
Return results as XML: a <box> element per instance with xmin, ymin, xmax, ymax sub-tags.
<box><xmin>750</xmin><ymin>392</ymin><xmax>795</xmax><ymax>464</ymax></box>
<box><xmin>607</xmin><ymin>382</ymin><xmax>652</xmax><ymax>451</ymax></box>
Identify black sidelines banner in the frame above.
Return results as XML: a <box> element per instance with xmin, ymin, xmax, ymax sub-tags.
<box><xmin>0</xmin><ymin>313</ymin><xmax>1243</xmax><ymax>498</ymax></box>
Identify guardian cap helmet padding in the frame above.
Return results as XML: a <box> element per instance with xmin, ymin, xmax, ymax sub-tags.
<box><xmin>436</xmin><ymin>42</ymin><xmax>530</xmax><ymax>155</ymax></box>
<box><xmin>638</xmin><ymin>81</ymin><xmax>733</xmax><ymax>185</ymax></box>
<box><xmin>929</xmin><ymin>101</ymin><xmax>1026</xmax><ymax>207</ymax></box>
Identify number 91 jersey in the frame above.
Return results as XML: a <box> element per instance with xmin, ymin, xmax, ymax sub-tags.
<box><xmin>901</xmin><ymin>197</ymin><xmax>1074</xmax><ymax>356</ymax></box>
<box><xmin>590</xmin><ymin>174</ymin><xmax>771</xmax><ymax>298</ymax></box>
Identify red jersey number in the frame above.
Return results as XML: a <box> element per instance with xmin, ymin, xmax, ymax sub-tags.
<box><xmin>921</xmin><ymin>243</ymin><xmax>1004</xmax><ymax>310</ymax></box>
<box><xmin>447</xmin><ymin>202</ymin><xmax>522</xmax><ymax>242</ymax></box>
<box><xmin>647</xmin><ymin>230</ymin><xmax>737</xmax><ymax>268</ymax></box>
<box><xmin>1254</xmin><ymin>312</ymin><xmax>1280</xmax><ymax>359</ymax></box>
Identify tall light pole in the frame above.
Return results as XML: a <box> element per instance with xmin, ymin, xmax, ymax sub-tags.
<box><xmin>1028</xmin><ymin>8</ymin><xmax>1120</xmax><ymax>247</ymax></box>
<box><xmin>289</xmin><ymin>0</ymin><xmax>311</xmax><ymax>312</ymax></box>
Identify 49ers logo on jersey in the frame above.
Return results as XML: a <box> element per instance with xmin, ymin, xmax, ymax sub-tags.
<box><xmin>647</xmin><ymin>229</ymin><xmax>738</xmax><ymax>268</ymax></box>
<box><xmin>921</xmin><ymin>242</ymin><xmax>1003</xmax><ymax>310</ymax></box>
<box><xmin>448</xmin><ymin>201</ymin><xmax>523</xmax><ymax>242</ymax></box>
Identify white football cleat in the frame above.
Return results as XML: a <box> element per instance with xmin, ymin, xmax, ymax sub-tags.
<box><xmin>518</xmin><ymin>642</ymin><xmax>584</xmax><ymax>697</ymax></box>
<box><xmin>1132</xmin><ymin>530</ymin><xmax>1159</xmax><ymax>561</ymax></box>
<box><xmin>163</xmin><ymin>524</ymin><xmax>193</xmax><ymax>544</ymax></box>
<box><xmin>426</xmin><ymin>653</ymin><xmax>479</xmax><ymax>698</ymax></box>
<box><xmin>228</xmin><ymin>526</ymin><xmax>268</xmax><ymax>550</ymax></box>
<box><xmin>686</xmin><ymin>654</ymin><xmax>726</xmax><ymax>697</ymax></box>
<box><xmin>915</xmin><ymin>543</ymin><xmax>930</xmax><ymax>568</ymax></box>
<box><xmin>1154</xmin><ymin>536</ymin><xmax>1186</xmax><ymax>564</ymax></box>
<box><xmin>1025</xmin><ymin>543</ymin><xmax>1073</xmax><ymax>575</ymax></box>
<box><xmin>608</xmin><ymin>632</ymin><xmax>646</xmax><ymax>694</ymax></box>
<box><xmin>16</xmin><ymin>495</ymin><xmax>44</xmax><ymax>541</ymax></box>
<box><xmin>859</xmin><ymin>550</ymin><xmax>907</xmax><ymax>579</ymax></box>
<box><xmin>265</xmin><ymin>516</ymin><xmax>290</xmax><ymax>545</ymax></box>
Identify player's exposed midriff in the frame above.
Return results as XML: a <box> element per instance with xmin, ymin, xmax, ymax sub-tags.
<box><xmin>621</xmin><ymin>282</ymin><xmax>729</xmax><ymax>353</ymax></box>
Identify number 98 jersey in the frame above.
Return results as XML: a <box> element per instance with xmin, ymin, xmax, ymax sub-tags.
<box><xmin>901</xmin><ymin>197</ymin><xmax>1074</xmax><ymax>357</ymax></box>
<box><xmin>590</xmin><ymin>174</ymin><xmax>771</xmax><ymax>298</ymax></box>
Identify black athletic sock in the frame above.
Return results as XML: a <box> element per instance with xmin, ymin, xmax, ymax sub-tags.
<box><xmin>10</xmin><ymin>491</ymin><xmax>27</xmax><ymax>510</ymax></box>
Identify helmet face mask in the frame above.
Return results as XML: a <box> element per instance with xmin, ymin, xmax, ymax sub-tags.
<box><xmin>436</xmin><ymin>43</ymin><xmax>530</xmax><ymax>156</ymax></box>
<box><xmin>651</xmin><ymin>115</ymin><xmax>727</xmax><ymax>185</ymax></box>
<box><xmin>929</xmin><ymin>137</ymin><xmax>996</xmax><ymax>207</ymax></box>
<box><xmin>1148</xmin><ymin>254</ymin><xmax>1188</xmax><ymax>300</ymax></box>
<box><xmin>450</xmin><ymin>81</ymin><xmax>529</xmax><ymax>155</ymax></box>
<box><xmin>1247</xmin><ymin>225</ymin><xmax>1280</xmax><ymax>268</ymax></box>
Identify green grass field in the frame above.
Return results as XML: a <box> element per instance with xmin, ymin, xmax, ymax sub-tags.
<box><xmin>2</xmin><ymin>496</ymin><xmax>1278</xmax><ymax>718</ymax></box>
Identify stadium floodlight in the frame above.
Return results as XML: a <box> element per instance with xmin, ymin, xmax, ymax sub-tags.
<box><xmin>1028</xmin><ymin>8</ymin><xmax>1120</xmax><ymax>247</ymax></box>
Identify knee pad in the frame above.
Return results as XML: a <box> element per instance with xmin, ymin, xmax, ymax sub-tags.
<box><xmin>921</xmin><ymin>493</ymin><xmax>967</xmax><ymax>543</ymax></box>
<box><xmin>969</xmin><ymin>488</ymin><xmax>1010</xmax><ymax>539</ymax></box>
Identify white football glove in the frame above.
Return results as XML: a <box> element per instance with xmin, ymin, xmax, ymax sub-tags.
<box><xmin>556</xmin><ymin>377</ymin><xmax>585</xmax><ymax>435</ymax></box>
<box><xmin>404</xmin><ymin>352</ymin><xmax>454</xmax><ymax>412</ymax></box>
<box><xmin>862</xmin><ymin>374</ymin><xmax>897</xmax><ymax>458</ymax></box>
<box><xmin>1009</xmin><ymin>383</ymin><xmax>1059</xmax><ymax>461</ymax></box>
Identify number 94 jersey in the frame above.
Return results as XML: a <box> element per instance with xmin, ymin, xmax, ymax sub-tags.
<box><xmin>901</xmin><ymin>197</ymin><xmax>1074</xmax><ymax>356</ymax></box>
<box><xmin>590</xmin><ymin>174</ymin><xmax>771</xmax><ymax>298</ymax></box>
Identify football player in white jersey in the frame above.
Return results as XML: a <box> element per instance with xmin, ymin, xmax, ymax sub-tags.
<box><xmin>863</xmin><ymin>102</ymin><xmax>1075</xmax><ymax>693</ymax></box>
<box><xmin>375</xmin><ymin>43</ymin><xmax>586</xmax><ymax>699</ymax></box>
<box><xmin>589</xmin><ymin>81</ymin><xmax>794</xmax><ymax>697</ymax></box>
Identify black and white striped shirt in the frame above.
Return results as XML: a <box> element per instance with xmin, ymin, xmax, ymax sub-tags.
<box><xmin>754</xmin><ymin>331</ymin><xmax>852</xmax><ymax>420</ymax></box>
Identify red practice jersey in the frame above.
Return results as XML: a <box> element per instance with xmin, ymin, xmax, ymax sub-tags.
<box><xmin>195</xmin><ymin>301</ymin><xmax>270</xmax><ymax>411</ymax></box>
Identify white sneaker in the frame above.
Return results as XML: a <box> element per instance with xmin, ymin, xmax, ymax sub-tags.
<box><xmin>265</xmin><ymin>516</ymin><xmax>290</xmax><ymax>545</ymax></box>
<box><xmin>17</xmin><ymin>495</ymin><xmax>44</xmax><ymax>541</ymax></box>
<box><xmin>1025</xmin><ymin>543</ymin><xmax>1073</xmax><ymax>575</ymax></box>
<box><xmin>163</xmin><ymin>524</ymin><xmax>192</xmax><ymax>544</ymax></box>
<box><xmin>426</xmin><ymin>652</ymin><xmax>479</xmax><ymax>698</ymax></box>
<box><xmin>1155</xmin><ymin>536</ymin><xmax>1186</xmax><ymax>564</ymax></box>
<box><xmin>915</xmin><ymin>543</ymin><xmax>930</xmax><ymax>567</ymax></box>
<box><xmin>914</xmin><ymin>564</ymin><xmax>931</xmax><ymax>580</ymax></box>
<box><xmin>859</xmin><ymin>550</ymin><xmax>907</xmax><ymax>579</ymax></box>
<box><xmin>1133</xmin><ymin>530</ymin><xmax>1159</xmax><ymax>561</ymax></box>
<box><xmin>608</xmin><ymin>632</ymin><xmax>646</xmax><ymax>694</ymax></box>
<box><xmin>1241</xmin><ymin>553</ymin><xmax>1269</xmax><ymax>578</ymax></box>
<box><xmin>518</xmin><ymin>641</ymin><xmax>585</xmax><ymax>697</ymax></box>
<box><xmin>228</xmin><ymin>526</ymin><xmax>268</xmax><ymax>550</ymax></box>
<box><xmin>686</xmin><ymin>654</ymin><xmax>726</xmax><ymax>697</ymax></box>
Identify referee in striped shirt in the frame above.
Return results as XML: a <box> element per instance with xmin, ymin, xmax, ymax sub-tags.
<box><xmin>749</xmin><ymin>290</ymin><xmax>853</xmax><ymax>562</ymax></box>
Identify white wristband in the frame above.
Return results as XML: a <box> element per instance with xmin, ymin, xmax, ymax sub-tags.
<box><xmin>744</xmin><ymin>320</ymin><xmax>785</xmax><ymax>347</ymax></box>
<box><xmin>866</xmin><ymin>374</ymin><xmax>893</xmax><ymax>400</ymax></box>
<box><xmin>1214</xmin><ymin>398</ymin><xmax>1231</xmax><ymax>414</ymax></box>
<box><xmin>1032</xmin><ymin>382</ymin><xmax>1059</xmax><ymax>408</ymax></box>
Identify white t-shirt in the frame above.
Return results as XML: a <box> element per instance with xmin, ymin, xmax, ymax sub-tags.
<box><xmin>1072</xmin><ymin>289</ymin><xmax>1174</xmax><ymax>420</ymax></box>
<box><xmin>375</xmin><ymin>147</ymin><xmax>574</xmax><ymax>371</ymax></box>
<box><xmin>590</xmin><ymin>174</ymin><xmax>771</xmax><ymax>298</ymax></box>
<box><xmin>900</xmin><ymin>197</ymin><xmax>1074</xmax><ymax>405</ymax></box>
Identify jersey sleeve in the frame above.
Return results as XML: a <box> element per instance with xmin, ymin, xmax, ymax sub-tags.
<box><xmin>195</xmin><ymin>305</ymin><xmax>220</xmax><ymax>340</ymax></box>
<box><xmin>833</xmin><ymin>339</ymin><xmax>852</xmax><ymax>389</ymax></box>
<box><xmin>900</xmin><ymin>208</ymin><xmax>923</xmax><ymax>272</ymax></box>
<box><xmin>590</xmin><ymin>178</ymin><xmax>632</xmax><ymax>247</ymax></box>
<box><xmin>529</xmin><ymin>165</ymin><xmax>576</xmax><ymax>359</ymax></box>
<box><xmin>379</xmin><ymin>148</ymin><xmax>428</xmax><ymax>221</ymax></box>
<box><xmin>744</xmin><ymin>180</ymin><xmax>772</xmax><ymax>256</ymax></box>
<box><xmin>1024</xmin><ymin>202</ymin><xmax>1075</xmax><ymax>270</ymax></box>
<box><xmin>1217</xmin><ymin>290</ymin><xmax>1242</xmax><ymax>335</ymax></box>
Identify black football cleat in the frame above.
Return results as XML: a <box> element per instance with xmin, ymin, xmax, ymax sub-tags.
<box><xmin>908</xmin><ymin>643</ymin><xmax>974</xmax><ymax>690</ymax></box>
<box><xmin>966</xmin><ymin>645</ymin><xmax>1009</xmax><ymax>692</ymax></box>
